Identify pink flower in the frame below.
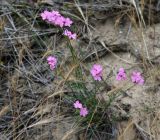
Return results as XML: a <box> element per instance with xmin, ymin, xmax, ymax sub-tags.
<box><xmin>41</xmin><ymin>10</ymin><xmax>51</xmax><ymax>20</ymax></box>
<box><xmin>63</xmin><ymin>29</ymin><xmax>77</xmax><ymax>40</ymax></box>
<box><xmin>47</xmin><ymin>13</ymin><xmax>56</xmax><ymax>22</ymax></box>
<box><xmin>73</xmin><ymin>100</ymin><xmax>82</xmax><ymax>109</ymax></box>
<box><xmin>47</xmin><ymin>56</ymin><xmax>57</xmax><ymax>65</ymax></box>
<box><xmin>40</xmin><ymin>10</ymin><xmax>74</xmax><ymax>29</ymax></box>
<box><xmin>131</xmin><ymin>71</ymin><xmax>144</xmax><ymax>85</ymax></box>
<box><xmin>49</xmin><ymin>64</ymin><xmax>56</xmax><ymax>70</ymax></box>
<box><xmin>64</xmin><ymin>18</ymin><xmax>73</xmax><ymax>27</ymax></box>
<box><xmin>80</xmin><ymin>107</ymin><xmax>88</xmax><ymax>117</ymax></box>
<box><xmin>70</xmin><ymin>33</ymin><xmax>77</xmax><ymax>40</ymax></box>
<box><xmin>90</xmin><ymin>64</ymin><xmax>103</xmax><ymax>81</ymax></box>
<box><xmin>54</xmin><ymin>16</ymin><xmax>65</xmax><ymax>27</ymax></box>
<box><xmin>47</xmin><ymin>56</ymin><xmax>57</xmax><ymax>70</ymax></box>
<box><xmin>73</xmin><ymin>101</ymin><xmax>89</xmax><ymax>117</ymax></box>
<box><xmin>116</xmin><ymin>68</ymin><xmax>127</xmax><ymax>81</ymax></box>
<box><xmin>64</xmin><ymin>29</ymin><xmax>72</xmax><ymax>36</ymax></box>
<box><xmin>41</xmin><ymin>10</ymin><xmax>77</xmax><ymax>39</ymax></box>
<box><xmin>41</xmin><ymin>12</ymin><xmax>47</xmax><ymax>20</ymax></box>
<box><xmin>51</xmin><ymin>10</ymin><xmax>60</xmax><ymax>16</ymax></box>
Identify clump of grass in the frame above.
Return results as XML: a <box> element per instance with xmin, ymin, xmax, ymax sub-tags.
<box><xmin>64</xmin><ymin>80</ymin><xmax>117</xmax><ymax>139</ymax></box>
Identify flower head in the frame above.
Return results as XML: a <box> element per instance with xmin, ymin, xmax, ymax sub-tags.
<box><xmin>70</xmin><ymin>33</ymin><xmax>77</xmax><ymax>40</ymax></box>
<box><xmin>80</xmin><ymin>107</ymin><xmax>88</xmax><ymax>117</ymax></box>
<box><xmin>41</xmin><ymin>10</ymin><xmax>74</xmax><ymax>29</ymax></box>
<box><xmin>119</xmin><ymin>68</ymin><xmax>125</xmax><ymax>73</ymax></box>
<box><xmin>116</xmin><ymin>68</ymin><xmax>127</xmax><ymax>81</ymax></box>
<box><xmin>47</xmin><ymin>56</ymin><xmax>57</xmax><ymax>70</ymax></box>
<box><xmin>41</xmin><ymin>10</ymin><xmax>52</xmax><ymax>20</ymax></box>
<box><xmin>131</xmin><ymin>71</ymin><xmax>144</xmax><ymax>85</ymax></box>
<box><xmin>73</xmin><ymin>100</ymin><xmax>82</xmax><ymax>109</ymax></box>
<box><xmin>41</xmin><ymin>12</ymin><xmax>47</xmax><ymax>20</ymax></box>
<box><xmin>90</xmin><ymin>64</ymin><xmax>103</xmax><ymax>81</ymax></box>
<box><xmin>73</xmin><ymin>100</ymin><xmax>89</xmax><ymax>117</ymax></box>
<box><xmin>63</xmin><ymin>29</ymin><xmax>77</xmax><ymax>40</ymax></box>
<box><xmin>64</xmin><ymin>29</ymin><xmax>72</xmax><ymax>36</ymax></box>
<box><xmin>64</xmin><ymin>18</ymin><xmax>73</xmax><ymax>27</ymax></box>
<box><xmin>51</xmin><ymin>10</ymin><xmax>60</xmax><ymax>16</ymax></box>
<box><xmin>54</xmin><ymin>16</ymin><xmax>65</xmax><ymax>27</ymax></box>
<box><xmin>40</xmin><ymin>10</ymin><xmax>76</xmax><ymax>39</ymax></box>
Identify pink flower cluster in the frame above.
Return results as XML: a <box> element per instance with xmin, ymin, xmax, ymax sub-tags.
<box><xmin>74</xmin><ymin>100</ymin><xmax>88</xmax><ymax>117</ymax></box>
<box><xmin>41</xmin><ymin>10</ymin><xmax>73</xmax><ymax>27</ymax></box>
<box><xmin>90</xmin><ymin>64</ymin><xmax>145</xmax><ymax>85</ymax></box>
<box><xmin>90</xmin><ymin>64</ymin><xmax>103</xmax><ymax>81</ymax></box>
<box><xmin>41</xmin><ymin>10</ymin><xmax>76</xmax><ymax>40</ymax></box>
<box><xmin>47</xmin><ymin>56</ymin><xmax>57</xmax><ymax>70</ymax></box>
<box><xmin>115</xmin><ymin>67</ymin><xmax>144</xmax><ymax>85</ymax></box>
<box><xmin>116</xmin><ymin>68</ymin><xmax>127</xmax><ymax>81</ymax></box>
<box><xmin>131</xmin><ymin>71</ymin><xmax>144</xmax><ymax>85</ymax></box>
<box><xmin>64</xmin><ymin>29</ymin><xmax>77</xmax><ymax>40</ymax></box>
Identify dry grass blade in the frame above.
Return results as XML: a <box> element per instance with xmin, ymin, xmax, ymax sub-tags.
<box><xmin>74</xmin><ymin>0</ymin><xmax>92</xmax><ymax>36</ymax></box>
<box><xmin>27</xmin><ymin>118</ymin><xmax>54</xmax><ymax>128</ymax></box>
<box><xmin>61</xmin><ymin>129</ymin><xmax>76</xmax><ymax>140</ymax></box>
<box><xmin>74</xmin><ymin>0</ymin><xmax>87</xmax><ymax>23</ymax></box>
<box><xmin>48</xmin><ymin>90</ymin><xmax>68</xmax><ymax>98</ymax></box>
<box><xmin>33</xmin><ymin>104</ymin><xmax>53</xmax><ymax>117</ymax></box>
<box><xmin>118</xmin><ymin>120</ymin><xmax>134</xmax><ymax>140</ymax></box>
<box><xmin>0</xmin><ymin>105</ymin><xmax>9</xmax><ymax>117</ymax></box>
<box><xmin>99</xmin><ymin>41</ymin><xmax>138</xmax><ymax>65</ymax></box>
<box><xmin>134</xmin><ymin>123</ymin><xmax>154</xmax><ymax>139</ymax></box>
<box><xmin>55</xmin><ymin>64</ymin><xmax>78</xmax><ymax>91</ymax></box>
<box><xmin>151</xmin><ymin>111</ymin><xmax>160</xmax><ymax>127</ymax></box>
